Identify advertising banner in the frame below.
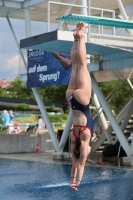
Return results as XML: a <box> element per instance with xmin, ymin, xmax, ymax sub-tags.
<box><xmin>27</xmin><ymin>50</ymin><xmax>72</xmax><ymax>88</ymax></box>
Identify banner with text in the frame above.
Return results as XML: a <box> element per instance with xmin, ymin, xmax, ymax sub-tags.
<box><xmin>27</xmin><ymin>50</ymin><xmax>72</xmax><ymax>88</ymax></box>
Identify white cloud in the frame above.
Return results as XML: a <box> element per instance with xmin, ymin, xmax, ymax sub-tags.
<box><xmin>0</xmin><ymin>17</ymin><xmax>48</xmax><ymax>81</ymax></box>
<box><xmin>0</xmin><ymin>54</ymin><xmax>19</xmax><ymax>80</ymax></box>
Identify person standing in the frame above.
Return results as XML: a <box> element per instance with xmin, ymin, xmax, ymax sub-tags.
<box><xmin>35</xmin><ymin>116</ymin><xmax>44</xmax><ymax>134</ymax></box>
<box><xmin>9</xmin><ymin>110</ymin><xmax>14</xmax><ymax>123</ymax></box>
<box><xmin>2</xmin><ymin>110</ymin><xmax>13</xmax><ymax>134</ymax></box>
<box><xmin>2</xmin><ymin>110</ymin><xmax>10</xmax><ymax>125</ymax></box>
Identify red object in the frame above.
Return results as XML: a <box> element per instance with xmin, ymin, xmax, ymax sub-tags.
<box><xmin>14</xmin><ymin>123</ymin><xmax>18</xmax><ymax>129</ymax></box>
<box><xmin>35</xmin><ymin>143</ymin><xmax>40</xmax><ymax>153</ymax></box>
<box><xmin>23</xmin><ymin>130</ymin><xmax>26</xmax><ymax>134</ymax></box>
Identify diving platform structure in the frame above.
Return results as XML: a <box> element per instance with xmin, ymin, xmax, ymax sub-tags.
<box><xmin>20</xmin><ymin>18</ymin><xmax>133</xmax><ymax>157</ymax></box>
<box><xmin>1</xmin><ymin>0</ymin><xmax>133</xmax><ymax>158</ymax></box>
<box><xmin>20</xmin><ymin>29</ymin><xmax>133</xmax><ymax>82</ymax></box>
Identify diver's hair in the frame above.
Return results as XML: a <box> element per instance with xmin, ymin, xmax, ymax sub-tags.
<box><xmin>73</xmin><ymin>128</ymin><xmax>81</xmax><ymax>159</ymax></box>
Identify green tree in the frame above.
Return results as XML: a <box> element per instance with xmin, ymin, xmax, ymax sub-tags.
<box><xmin>1</xmin><ymin>76</ymin><xmax>133</xmax><ymax>114</ymax></box>
<box><xmin>17</xmin><ymin>103</ymin><xmax>29</xmax><ymax>111</ymax></box>
<box><xmin>98</xmin><ymin>80</ymin><xmax>133</xmax><ymax>114</ymax></box>
<box><xmin>39</xmin><ymin>84</ymin><xmax>68</xmax><ymax>112</ymax></box>
<box><xmin>5</xmin><ymin>77</ymin><xmax>34</xmax><ymax>99</ymax></box>
<box><xmin>0</xmin><ymin>87</ymin><xmax>6</xmax><ymax>96</ymax></box>
<box><xmin>46</xmin><ymin>105</ymin><xmax>55</xmax><ymax>112</ymax></box>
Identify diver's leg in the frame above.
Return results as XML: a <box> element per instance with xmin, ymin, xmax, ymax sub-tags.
<box><xmin>66</xmin><ymin>23</ymin><xmax>81</xmax><ymax>100</ymax></box>
<box><xmin>73</xmin><ymin>22</ymin><xmax>92</xmax><ymax>105</ymax></box>
<box><xmin>76</xmin><ymin>132</ymin><xmax>91</xmax><ymax>187</ymax></box>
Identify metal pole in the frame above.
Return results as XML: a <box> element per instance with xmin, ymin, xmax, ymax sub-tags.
<box><xmin>6</xmin><ymin>16</ymin><xmax>26</xmax><ymax>67</ymax></box>
<box><xmin>32</xmin><ymin>88</ymin><xmax>59</xmax><ymax>151</ymax></box>
<box><xmin>24</xmin><ymin>8</ymin><xmax>59</xmax><ymax>151</ymax></box>
<box><xmin>117</xmin><ymin>11</ymin><xmax>133</xmax><ymax>36</ymax></box>
<box><xmin>101</xmin><ymin>10</ymin><xmax>103</xmax><ymax>35</ymax></box>
<box><xmin>80</xmin><ymin>0</ymin><xmax>87</xmax><ymax>15</ymax></box>
<box><xmin>47</xmin><ymin>1</ymin><xmax>50</xmax><ymax>32</ymax></box>
<box><xmin>87</xmin><ymin>0</ymin><xmax>90</xmax><ymax>42</ymax></box>
<box><xmin>120</xmin><ymin>98</ymin><xmax>133</xmax><ymax>132</ymax></box>
<box><xmin>24</xmin><ymin>8</ymin><xmax>31</xmax><ymax>37</ymax></box>
<box><xmin>91</xmin><ymin>75</ymin><xmax>130</xmax><ymax>156</ymax></box>
<box><xmin>127</xmin><ymin>79</ymin><xmax>133</xmax><ymax>90</ymax></box>
<box><xmin>112</xmin><ymin>11</ymin><xmax>115</xmax><ymax>35</ymax></box>
<box><xmin>92</xmin><ymin>92</ymin><xmax>114</xmax><ymax>144</ymax></box>
<box><xmin>116</xmin><ymin>0</ymin><xmax>133</xmax><ymax>37</ymax></box>
<box><xmin>58</xmin><ymin>111</ymin><xmax>72</xmax><ymax>151</ymax></box>
<box><xmin>57</xmin><ymin>0</ymin><xmax>76</xmax><ymax>30</ymax></box>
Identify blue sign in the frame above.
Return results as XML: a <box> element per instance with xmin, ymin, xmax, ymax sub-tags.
<box><xmin>27</xmin><ymin>50</ymin><xmax>72</xmax><ymax>88</ymax></box>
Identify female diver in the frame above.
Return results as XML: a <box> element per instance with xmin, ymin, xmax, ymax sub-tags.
<box><xmin>66</xmin><ymin>22</ymin><xmax>93</xmax><ymax>191</ymax></box>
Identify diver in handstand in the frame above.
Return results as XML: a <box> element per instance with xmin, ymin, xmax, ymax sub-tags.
<box><xmin>66</xmin><ymin>22</ymin><xmax>93</xmax><ymax>191</ymax></box>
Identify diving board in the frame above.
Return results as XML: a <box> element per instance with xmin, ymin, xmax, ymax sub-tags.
<box><xmin>20</xmin><ymin>30</ymin><xmax>132</xmax><ymax>56</ymax></box>
<box><xmin>56</xmin><ymin>14</ymin><xmax>133</xmax><ymax>29</ymax></box>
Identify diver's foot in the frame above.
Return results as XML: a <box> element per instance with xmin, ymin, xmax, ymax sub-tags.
<box><xmin>69</xmin><ymin>183</ymin><xmax>78</xmax><ymax>191</ymax></box>
<box><xmin>73</xmin><ymin>22</ymin><xmax>85</xmax><ymax>40</ymax></box>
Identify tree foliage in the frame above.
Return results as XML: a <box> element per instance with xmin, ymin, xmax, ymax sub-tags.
<box><xmin>38</xmin><ymin>84</ymin><xmax>68</xmax><ymax>112</ymax></box>
<box><xmin>17</xmin><ymin>103</ymin><xmax>29</xmax><ymax>111</ymax></box>
<box><xmin>1</xmin><ymin>76</ymin><xmax>133</xmax><ymax>114</ymax></box>
<box><xmin>99</xmin><ymin>79</ymin><xmax>133</xmax><ymax>114</ymax></box>
<box><xmin>5</xmin><ymin>77</ymin><xmax>34</xmax><ymax>99</ymax></box>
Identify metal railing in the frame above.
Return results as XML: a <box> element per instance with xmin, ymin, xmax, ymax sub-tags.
<box><xmin>47</xmin><ymin>1</ymin><xmax>116</xmax><ymax>36</ymax></box>
<box><xmin>0</xmin><ymin>122</ymin><xmax>66</xmax><ymax>130</ymax></box>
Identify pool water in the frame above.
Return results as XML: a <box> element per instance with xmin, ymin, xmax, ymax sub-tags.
<box><xmin>0</xmin><ymin>159</ymin><xmax>133</xmax><ymax>200</ymax></box>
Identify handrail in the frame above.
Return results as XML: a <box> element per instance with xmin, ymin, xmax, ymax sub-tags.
<box><xmin>47</xmin><ymin>1</ymin><xmax>115</xmax><ymax>35</ymax></box>
<box><xmin>0</xmin><ymin>122</ymin><xmax>66</xmax><ymax>129</ymax></box>
<box><xmin>47</xmin><ymin>1</ymin><xmax>87</xmax><ymax>32</ymax></box>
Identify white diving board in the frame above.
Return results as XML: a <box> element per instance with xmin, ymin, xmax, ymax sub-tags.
<box><xmin>56</xmin><ymin>14</ymin><xmax>133</xmax><ymax>29</ymax></box>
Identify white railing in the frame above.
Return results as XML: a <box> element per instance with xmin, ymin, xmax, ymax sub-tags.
<box><xmin>90</xmin><ymin>7</ymin><xmax>115</xmax><ymax>35</ymax></box>
<box><xmin>0</xmin><ymin>122</ymin><xmax>66</xmax><ymax>130</ymax></box>
<box><xmin>47</xmin><ymin>1</ymin><xmax>116</xmax><ymax>36</ymax></box>
<box><xmin>52</xmin><ymin>122</ymin><xmax>66</xmax><ymax>129</ymax></box>
<box><xmin>47</xmin><ymin>1</ymin><xmax>87</xmax><ymax>32</ymax></box>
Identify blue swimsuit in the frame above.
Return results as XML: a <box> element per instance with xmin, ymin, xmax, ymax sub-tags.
<box><xmin>68</xmin><ymin>95</ymin><xmax>93</xmax><ymax>136</ymax></box>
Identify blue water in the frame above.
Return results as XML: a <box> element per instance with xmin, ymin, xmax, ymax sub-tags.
<box><xmin>0</xmin><ymin>159</ymin><xmax>133</xmax><ymax>200</ymax></box>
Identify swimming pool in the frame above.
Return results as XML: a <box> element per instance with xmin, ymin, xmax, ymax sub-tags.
<box><xmin>0</xmin><ymin>158</ymin><xmax>133</xmax><ymax>200</ymax></box>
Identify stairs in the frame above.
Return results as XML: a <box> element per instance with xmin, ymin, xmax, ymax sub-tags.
<box><xmin>92</xmin><ymin>114</ymin><xmax>133</xmax><ymax>153</ymax></box>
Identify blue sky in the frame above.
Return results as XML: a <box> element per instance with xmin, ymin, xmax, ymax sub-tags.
<box><xmin>0</xmin><ymin>5</ymin><xmax>133</xmax><ymax>81</ymax></box>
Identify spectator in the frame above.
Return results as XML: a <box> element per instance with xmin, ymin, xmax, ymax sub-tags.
<box><xmin>11</xmin><ymin>123</ymin><xmax>20</xmax><ymax>134</ymax></box>
<box><xmin>35</xmin><ymin>116</ymin><xmax>45</xmax><ymax>134</ymax></box>
<box><xmin>2</xmin><ymin>110</ymin><xmax>10</xmax><ymax>125</ymax></box>
<box><xmin>2</xmin><ymin>110</ymin><xmax>13</xmax><ymax>134</ymax></box>
<box><xmin>9</xmin><ymin>110</ymin><xmax>14</xmax><ymax>123</ymax></box>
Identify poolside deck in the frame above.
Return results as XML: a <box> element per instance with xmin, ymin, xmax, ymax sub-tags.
<box><xmin>0</xmin><ymin>151</ymin><xmax>132</xmax><ymax>169</ymax></box>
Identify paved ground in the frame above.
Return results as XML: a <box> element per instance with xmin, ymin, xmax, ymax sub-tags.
<box><xmin>0</xmin><ymin>151</ymin><xmax>132</xmax><ymax>169</ymax></box>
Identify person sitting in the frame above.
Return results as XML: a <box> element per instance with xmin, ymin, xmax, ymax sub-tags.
<box><xmin>11</xmin><ymin>123</ymin><xmax>20</xmax><ymax>134</ymax></box>
<box><xmin>66</xmin><ymin>22</ymin><xmax>93</xmax><ymax>190</ymax></box>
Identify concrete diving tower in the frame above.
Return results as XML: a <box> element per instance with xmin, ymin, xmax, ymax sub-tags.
<box><xmin>20</xmin><ymin>27</ymin><xmax>133</xmax><ymax>157</ymax></box>
<box><xmin>20</xmin><ymin>29</ymin><xmax>133</xmax><ymax>82</ymax></box>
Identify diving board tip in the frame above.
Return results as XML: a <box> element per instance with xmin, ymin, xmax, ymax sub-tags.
<box><xmin>56</xmin><ymin>14</ymin><xmax>133</xmax><ymax>29</ymax></box>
